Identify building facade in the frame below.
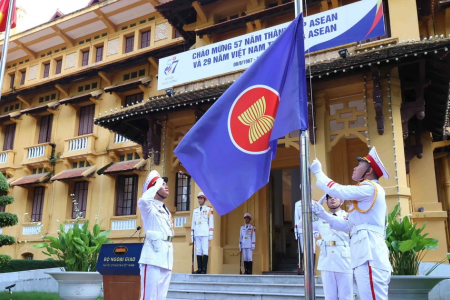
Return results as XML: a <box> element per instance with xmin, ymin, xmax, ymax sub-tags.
<box><xmin>0</xmin><ymin>0</ymin><xmax>449</xmax><ymax>275</ymax></box>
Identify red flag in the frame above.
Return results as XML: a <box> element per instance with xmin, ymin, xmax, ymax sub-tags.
<box><xmin>0</xmin><ymin>0</ymin><xmax>16</xmax><ymax>32</ymax></box>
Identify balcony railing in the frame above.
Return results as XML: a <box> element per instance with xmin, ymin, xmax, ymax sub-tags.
<box><xmin>0</xmin><ymin>152</ymin><xmax>7</xmax><ymax>164</ymax></box>
<box><xmin>111</xmin><ymin>219</ymin><xmax>136</xmax><ymax>230</ymax></box>
<box><xmin>115</xmin><ymin>134</ymin><xmax>130</xmax><ymax>143</ymax></box>
<box><xmin>64</xmin><ymin>222</ymin><xmax>84</xmax><ymax>232</ymax></box>
<box><xmin>22</xmin><ymin>226</ymin><xmax>41</xmax><ymax>235</ymax></box>
<box><xmin>62</xmin><ymin>134</ymin><xmax>97</xmax><ymax>159</ymax></box>
<box><xmin>27</xmin><ymin>145</ymin><xmax>45</xmax><ymax>159</ymax></box>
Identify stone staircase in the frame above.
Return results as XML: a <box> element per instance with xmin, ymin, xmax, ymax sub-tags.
<box><xmin>167</xmin><ymin>273</ymin><xmax>326</xmax><ymax>300</ymax></box>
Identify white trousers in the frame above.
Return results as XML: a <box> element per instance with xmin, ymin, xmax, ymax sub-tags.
<box><xmin>242</xmin><ymin>248</ymin><xmax>253</xmax><ymax>261</ymax></box>
<box><xmin>195</xmin><ymin>236</ymin><xmax>209</xmax><ymax>255</ymax></box>
<box><xmin>321</xmin><ymin>270</ymin><xmax>353</xmax><ymax>300</ymax></box>
<box><xmin>140</xmin><ymin>264</ymin><xmax>172</xmax><ymax>300</ymax></box>
<box><xmin>354</xmin><ymin>261</ymin><xmax>390</xmax><ymax>300</ymax></box>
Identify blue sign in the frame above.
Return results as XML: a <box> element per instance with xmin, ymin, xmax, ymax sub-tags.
<box><xmin>96</xmin><ymin>243</ymin><xmax>143</xmax><ymax>276</ymax></box>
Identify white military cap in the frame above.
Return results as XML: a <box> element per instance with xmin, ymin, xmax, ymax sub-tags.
<box><xmin>244</xmin><ymin>213</ymin><xmax>252</xmax><ymax>220</ymax></box>
<box><xmin>197</xmin><ymin>192</ymin><xmax>207</xmax><ymax>199</ymax></box>
<box><xmin>142</xmin><ymin>170</ymin><xmax>168</xmax><ymax>195</ymax></box>
<box><xmin>357</xmin><ymin>146</ymin><xmax>390</xmax><ymax>178</ymax></box>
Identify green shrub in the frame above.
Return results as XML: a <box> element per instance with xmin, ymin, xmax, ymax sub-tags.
<box><xmin>0</xmin><ymin>173</ymin><xmax>8</xmax><ymax>192</ymax></box>
<box><xmin>0</xmin><ymin>259</ymin><xmax>65</xmax><ymax>273</ymax></box>
<box><xmin>385</xmin><ymin>204</ymin><xmax>439</xmax><ymax>275</ymax></box>
<box><xmin>0</xmin><ymin>212</ymin><xmax>18</xmax><ymax>229</ymax></box>
<box><xmin>0</xmin><ymin>255</ymin><xmax>11</xmax><ymax>269</ymax></box>
<box><xmin>0</xmin><ymin>195</ymin><xmax>14</xmax><ymax>206</ymax></box>
<box><xmin>0</xmin><ymin>235</ymin><xmax>15</xmax><ymax>247</ymax></box>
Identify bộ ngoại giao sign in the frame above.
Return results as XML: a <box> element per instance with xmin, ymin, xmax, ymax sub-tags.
<box><xmin>158</xmin><ymin>0</ymin><xmax>385</xmax><ymax>90</ymax></box>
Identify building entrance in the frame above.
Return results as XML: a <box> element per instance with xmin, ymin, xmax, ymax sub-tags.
<box><xmin>269</xmin><ymin>167</ymin><xmax>300</xmax><ymax>273</ymax></box>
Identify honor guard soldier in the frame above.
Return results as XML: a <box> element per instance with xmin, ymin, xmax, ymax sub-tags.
<box><xmin>313</xmin><ymin>195</ymin><xmax>353</xmax><ymax>300</ymax></box>
<box><xmin>294</xmin><ymin>199</ymin><xmax>319</xmax><ymax>275</ymax></box>
<box><xmin>310</xmin><ymin>147</ymin><xmax>391</xmax><ymax>300</ymax></box>
<box><xmin>138</xmin><ymin>170</ymin><xmax>174</xmax><ymax>300</ymax></box>
<box><xmin>191</xmin><ymin>192</ymin><xmax>214</xmax><ymax>274</ymax></box>
<box><xmin>239</xmin><ymin>213</ymin><xmax>256</xmax><ymax>274</ymax></box>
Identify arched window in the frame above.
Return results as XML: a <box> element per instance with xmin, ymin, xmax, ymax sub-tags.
<box><xmin>22</xmin><ymin>253</ymin><xmax>33</xmax><ymax>260</ymax></box>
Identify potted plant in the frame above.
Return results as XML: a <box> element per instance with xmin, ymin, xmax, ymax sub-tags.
<box><xmin>384</xmin><ymin>204</ymin><xmax>449</xmax><ymax>299</ymax></box>
<box><xmin>34</xmin><ymin>195</ymin><xmax>112</xmax><ymax>300</ymax></box>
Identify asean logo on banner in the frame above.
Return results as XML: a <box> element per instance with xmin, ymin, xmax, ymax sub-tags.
<box><xmin>228</xmin><ymin>85</ymin><xmax>279</xmax><ymax>154</ymax></box>
<box><xmin>164</xmin><ymin>56</ymin><xmax>179</xmax><ymax>75</ymax></box>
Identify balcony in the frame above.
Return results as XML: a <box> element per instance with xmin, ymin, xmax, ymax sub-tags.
<box><xmin>0</xmin><ymin>150</ymin><xmax>15</xmax><ymax>168</ymax></box>
<box><xmin>114</xmin><ymin>133</ymin><xmax>130</xmax><ymax>144</ymax></box>
<box><xmin>62</xmin><ymin>134</ymin><xmax>97</xmax><ymax>159</ymax></box>
<box><xmin>64</xmin><ymin>222</ymin><xmax>84</xmax><ymax>232</ymax></box>
<box><xmin>22</xmin><ymin>225</ymin><xmax>41</xmax><ymax>235</ymax></box>
<box><xmin>22</xmin><ymin>143</ymin><xmax>54</xmax><ymax>166</ymax></box>
<box><xmin>111</xmin><ymin>219</ymin><xmax>136</xmax><ymax>230</ymax></box>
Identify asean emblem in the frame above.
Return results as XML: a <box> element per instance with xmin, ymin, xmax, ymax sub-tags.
<box><xmin>228</xmin><ymin>85</ymin><xmax>280</xmax><ymax>154</ymax></box>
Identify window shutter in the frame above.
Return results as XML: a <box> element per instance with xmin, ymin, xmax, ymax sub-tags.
<box><xmin>3</xmin><ymin>124</ymin><xmax>16</xmax><ymax>151</ymax></box>
<box><xmin>78</xmin><ymin>105</ymin><xmax>95</xmax><ymax>136</ymax></box>
<box><xmin>32</xmin><ymin>187</ymin><xmax>45</xmax><ymax>222</ymax></box>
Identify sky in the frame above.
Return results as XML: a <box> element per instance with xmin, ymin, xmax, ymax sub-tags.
<box><xmin>16</xmin><ymin>0</ymin><xmax>91</xmax><ymax>31</ymax></box>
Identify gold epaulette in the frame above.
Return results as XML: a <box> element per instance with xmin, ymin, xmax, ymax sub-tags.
<box><xmin>348</xmin><ymin>179</ymin><xmax>378</xmax><ymax>213</ymax></box>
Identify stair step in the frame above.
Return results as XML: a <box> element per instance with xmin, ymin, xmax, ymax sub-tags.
<box><xmin>169</xmin><ymin>281</ymin><xmax>325</xmax><ymax>294</ymax></box>
<box><xmin>168</xmin><ymin>289</ymin><xmax>326</xmax><ymax>300</ymax></box>
<box><xmin>171</xmin><ymin>274</ymin><xmax>321</xmax><ymax>284</ymax></box>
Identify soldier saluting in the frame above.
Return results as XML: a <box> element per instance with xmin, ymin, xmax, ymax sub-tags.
<box><xmin>191</xmin><ymin>192</ymin><xmax>214</xmax><ymax>274</ymax></box>
<box><xmin>310</xmin><ymin>147</ymin><xmax>391</xmax><ymax>300</ymax></box>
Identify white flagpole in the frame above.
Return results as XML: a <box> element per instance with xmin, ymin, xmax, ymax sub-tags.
<box><xmin>294</xmin><ymin>0</ymin><xmax>315</xmax><ymax>299</ymax></box>
<box><xmin>0</xmin><ymin>0</ymin><xmax>15</xmax><ymax>102</ymax></box>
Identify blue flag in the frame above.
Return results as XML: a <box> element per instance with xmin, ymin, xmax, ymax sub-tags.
<box><xmin>174</xmin><ymin>14</ymin><xmax>308</xmax><ymax>215</ymax></box>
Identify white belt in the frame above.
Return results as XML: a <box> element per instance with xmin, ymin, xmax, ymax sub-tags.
<box><xmin>350</xmin><ymin>224</ymin><xmax>384</xmax><ymax>238</ymax></box>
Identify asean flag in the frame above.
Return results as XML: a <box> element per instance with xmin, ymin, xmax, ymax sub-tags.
<box><xmin>0</xmin><ymin>0</ymin><xmax>16</xmax><ymax>32</ymax></box>
<box><xmin>174</xmin><ymin>14</ymin><xmax>308</xmax><ymax>215</ymax></box>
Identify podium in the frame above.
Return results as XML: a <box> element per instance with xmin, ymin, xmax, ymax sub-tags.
<box><xmin>96</xmin><ymin>243</ymin><xmax>143</xmax><ymax>300</ymax></box>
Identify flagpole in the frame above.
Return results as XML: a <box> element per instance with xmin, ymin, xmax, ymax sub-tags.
<box><xmin>0</xmin><ymin>0</ymin><xmax>15</xmax><ymax>102</ymax></box>
<box><xmin>294</xmin><ymin>0</ymin><xmax>315</xmax><ymax>299</ymax></box>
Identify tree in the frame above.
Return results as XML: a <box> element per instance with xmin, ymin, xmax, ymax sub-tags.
<box><xmin>0</xmin><ymin>173</ymin><xmax>18</xmax><ymax>268</ymax></box>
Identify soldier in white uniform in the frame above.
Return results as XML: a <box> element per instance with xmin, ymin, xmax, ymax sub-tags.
<box><xmin>310</xmin><ymin>147</ymin><xmax>391</xmax><ymax>300</ymax></box>
<box><xmin>191</xmin><ymin>192</ymin><xmax>214</xmax><ymax>274</ymax></box>
<box><xmin>294</xmin><ymin>199</ymin><xmax>319</xmax><ymax>274</ymax></box>
<box><xmin>239</xmin><ymin>213</ymin><xmax>256</xmax><ymax>274</ymax></box>
<box><xmin>313</xmin><ymin>194</ymin><xmax>353</xmax><ymax>300</ymax></box>
<box><xmin>138</xmin><ymin>170</ymin><xmax>174</xmax><ymax>300</ymax></box>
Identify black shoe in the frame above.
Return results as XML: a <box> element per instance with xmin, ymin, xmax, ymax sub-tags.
<box><xmin>195</xmin><ymin>255</ymin><xmax>202</xmax><ymax>274</ymax></box>
<box><xmin>202</xmin><ymin>255</ymin><xmax>208</xmax><ymax>274</ymax></box>
<box><xmin>248</xmin><ymin>261</ymin><xmax>253</xmax><ymax>275</ymax></box>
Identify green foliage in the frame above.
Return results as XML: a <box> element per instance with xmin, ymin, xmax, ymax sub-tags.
<box><xmin>385</xmin><ymin>204</ymin><xmax>439</xmax><ymax>275</ymax></box>
<box><xmin>34</xmin><ymin>220</ymin><xmax>112</xmax><ymax>272</ymax></box>
<box><xmin>0</xmin><ymin>173</ymin><xmax>8</xmax><ymax>192</ymax></box>
<box><xmin>425</xmin><ymin>252</ymin><xmax>450</xmax><ymax>275</ymax></box>
<box><xmin>0</xmin><ymin>259</ymin><xmax>65</xmax><ymax>273</ymax></box>
<box><xmin>0</xmin><ymin>212</ymin><xmax>18</xmax><ymax>228</ymax></box>
<box><xmin>0</xmin><ymin>195</ymin><xmax>14</xmax><ymax>206</ymax></box>
<box><xmin>0</xmin><ymin>255</ymin><xmax>11</xmax><ymax>269</ymax></box>
<box><xmin>0</xmin><ymin>235</ymin><xmax>15</xmax><ymax>247</ymax></box>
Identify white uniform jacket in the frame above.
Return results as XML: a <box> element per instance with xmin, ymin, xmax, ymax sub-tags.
<box><xmin>240</xmin><ymin>224</ymin><xmax>256</xmax><ymax>249</ymax></box>
<box><xmin>315</xmin><ymin>172</ymin><xmax>391</xmax><ymax>272</ymax></box>
<box><xmin>138</xmin><ymin>196</ymin><xmax>174</xmax><ymax>271</ymax></box>
<box><xmin>313</xmin><ymin>209</ymin><xmax>351</xmax><ymax>273</ymax></box>
<box><xmin>294</xmin><ymin>200</ymin><xmax>319</xmax><ymax>252</ymax></box>
<box><xmin>191</xmin><ymin>205</ymin><xmax>214</xmax><ymax>238</ymax></box>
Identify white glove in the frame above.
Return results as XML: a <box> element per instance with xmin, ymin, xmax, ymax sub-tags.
<box><xmin>313</xmin><ymin>232</ymin><xmax>320</xmax><ymax>239</ymax></box>
<box><xmin>311</xmin><ymin>200</ymin><xmax>332</xmax><ymax>222</ymax></box>
<box><xmin>191</xmin><ymin>235</ymin><xmax>193</xmax><ymax>243</ymax></box>
<box><xmin>209</xmin><ymin>235</ymin><xmax>213</xmax><ymax>241</ymax></box>
<box><xmin>251</xmin><ymin>247</ymin><xmax>255</xmax><ymax>251</ymax></box>
<box><xmin>318</xmin><ymin>194</ymin><xmax>327</xmax><ymax>205</ymax></box>
<box><xmin>310</xmin><ymin>159</ymin><xmax>322</xmax><ymax>174</ymax></box>
<box><xmin>294</xmin><ymin>232</ymin><xmax>298</xmax><ymax>240</ymax></box>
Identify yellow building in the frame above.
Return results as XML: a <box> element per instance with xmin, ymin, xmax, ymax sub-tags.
<box><xmin>0</xmin><ymin>0</ymin><xmax>449</xmax><ymax>276</ymax></box>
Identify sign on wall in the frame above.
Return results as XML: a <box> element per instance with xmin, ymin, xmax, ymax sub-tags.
<box><xmin>158</xmin><ymin>0</ymin><xmax>385</xmax><ymax>90</ymax></box>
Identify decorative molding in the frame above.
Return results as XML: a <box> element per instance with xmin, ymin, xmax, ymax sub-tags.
<box><xmin>107</xmin><ymin>38</ymin><xmax>119</xmax><ymax>56</ymax></box>
<box><xmin>371</xmin><ymin>67</ymin><xmax>384</xmax><ymax>135</ymax></box>
<box><xmin>64</xmin><ymin>53</ymin><xmax>76</xmax><ymax>69</ymax></box>
<box><xmin>143</xmin><ymin>116</ymin><xmax>161</xmax><ymax>164</ymax></box>
<box><xmin>155</xmin><ymin>22</ymin><xmax>169</xmax><ymax>42</ymax></box>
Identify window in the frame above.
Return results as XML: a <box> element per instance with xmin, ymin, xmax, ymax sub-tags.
<box><xmin>20</xmin><ymin>71</ymin><xmax>26</xmax><ymax>85</ymax></box>
<box><xmin>174</xmin><ymin>30</ymin><xmax>182</xmax><ymax>39</ymax></box>
<box><xmin>78</xmin><ymin>104</ymin><xmax>95</xmax><ymax>136</ymax></box>
<box><xmin>55</xmin><ymin>60</ymin><xmax>62</xmax><ymax>74</ymax></box>
<box><xmin>125</xmin><ymin>93</ymin><xmax>143</xmax><ymax>107</ymax></box>
<box><xmin>31</xmin><ymin>187</ymin><xmax>45</xmax><ymax>222</ymax></box>
<box><xmin>175</xmin><ymin>173</ymin><xmax>191</xmax><ymax>211</ymax></box>
<box><xmin>43</xmin><ymin>64</ymin><xmax>50</xmax><ymax>78</ymax></box>
<box><xmin>141</xmin><ymin>31</ymin><xmax>150</xmax><ymax>48</ymax></box>
<box><xmin>73</xmin><ymin>181</ymin><xmax>88</xmax><ymax>219</ymax></box>
<box><xmin>3</xmin><ymin>124</ymin><xmax>16</xmax><ymax>151</ymax></box>
<box><xmin>22</xmin><ymin>253</ymin><xmax>34</xmax><ymax>260</ymax></box>
<box><xmin>116</xmin><ymin>175</ymin><xmax>138</xmax><ymax>216</ymax></box>
<box><xmin>95</xmin><ymin>46</ymin><xmax>103</xmax><ymax>62</ymax></box>
<box><xmin>9</xmin><ymin>74</ymin><xmax>15</xmax><ymax>89</ymax></box>
<box><xmin>38</xmin><ymin>115</ymin><xmax>53</xmax><ymax>144</ymax></box>
<box><xmin>82</xmin><ymin>51</ymin><xmax>90</xmax><ymax>66</ymax></box>
<box><xmin>125</xmin><ymin>36</ymin><xmax>134</xmax><ymax>53</ymax></box>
